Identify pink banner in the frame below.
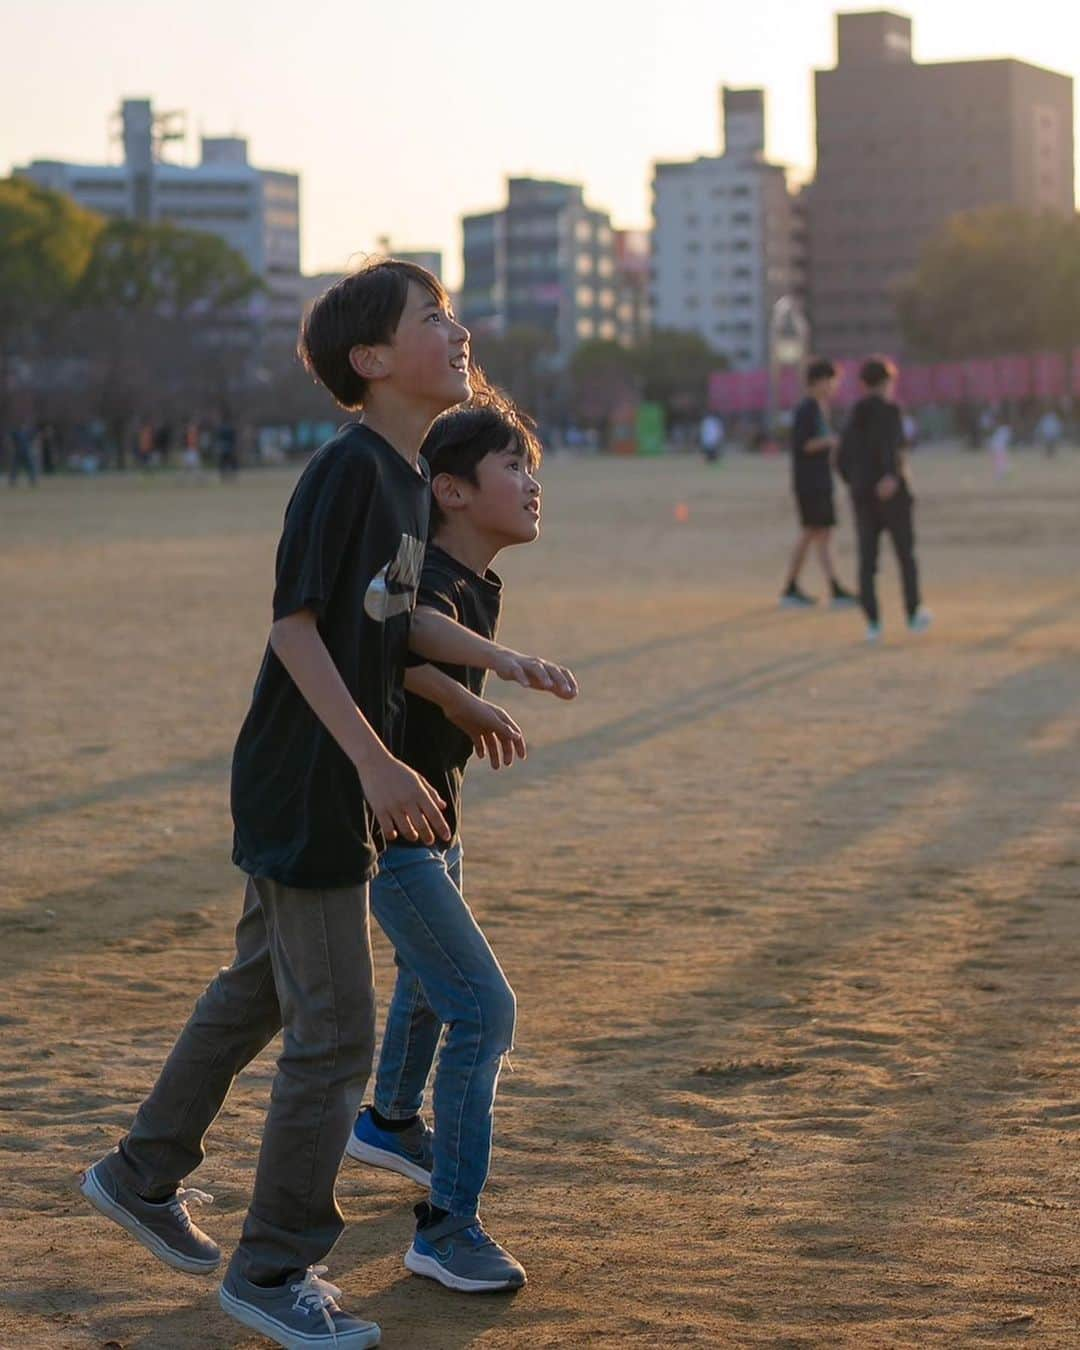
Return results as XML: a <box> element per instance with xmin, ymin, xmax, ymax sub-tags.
<box><xmin>708</xmin><ymin>371</ymin><xmax>736</xmax><ymax>413</ymax></box>
<box><xmin>995</xmin><ymin>354</ymin><xmax>1031</xmax><ymax>399</ymax></box>
<box><xmin>932</xmin><ymin>363</ymin><xmax>966</xmax><ymax>404</ymax></box>
<box><xmin>899</xmin><ymin>365</ymin><xmax>933</xmax><ymax>404</ymax></box>
<box><xmin>963</xmin><ymin>359</ymin><xmax>999</xmax><ymax>401</ymax></box>
<box><xmin>778</xmin><ymin>367</ymin><xmax>802</xmax><ymax>408</ymax></box>
<box><xmin>1032</xmin><ymin>352</ymin><xmax>1066</xmax><ymax>399</ymax></box>
<box><xmin>834</xmin><ymin>361</ymin><xmax>862</xmax><ymax>406</ymax></box>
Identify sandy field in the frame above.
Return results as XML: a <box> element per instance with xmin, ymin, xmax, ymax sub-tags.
<box><xmin>2</xmin><ymin>445</ymin><xmax>1079</xmax><ymax>1348</ymax></box>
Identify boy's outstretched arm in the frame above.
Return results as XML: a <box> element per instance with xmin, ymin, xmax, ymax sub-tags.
<box><xmin>271</xmin><ymin>610</ymin><xmax>450</xmax><ymax>845</ymax></box>
<box><xmin>405</xmin><ymin>664</ymin><xmax>528</xmax><ymax>770</ymax></box>
<box><xmin>409</xmin><ymin>606</ymin><xmax>579</xmax><ymax>700</ymax></box>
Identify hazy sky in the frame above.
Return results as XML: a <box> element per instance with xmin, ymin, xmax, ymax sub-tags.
<box><xmin>4</xmin><ymin>0</ymin><xmax>1079</xmax><ymax>285</ymax></box>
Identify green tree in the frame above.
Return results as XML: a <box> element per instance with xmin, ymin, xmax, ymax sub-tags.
<box><xmin>633</xmin><ymin>328</ymin><xmax>723</xmax><ymax>420</ymax></box>
<box><xmin>470</xmin><ymin>325</ymin><xmax>558</xmax><ymax>419</ymax></box>
<box><xmin>0</xmin><ymin>177</ymin><xmax>103</xmax><ymax>429</ymax></box>
<box><xmin>72</xmin><ymin>220</ymin><xmax>263</xmax><ymax>464</ymax></box>
<box><xmin>895</xmin><ymin>206</ymin><xmax>1080</xmax><ymax>359</ymax></box>
<box><xmin>75</xmin><ymin>219</ymin><xmax>261</xmax><ymax>319</ymax></box>
<box><xmin>568</xmin><ymin>338</ymin><xmax>639</xmax><ymax>428</ymax></box>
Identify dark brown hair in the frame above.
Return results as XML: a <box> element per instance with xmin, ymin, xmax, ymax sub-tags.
<box><xmin>805</xmin><ymin>357</ymin><xmax>837</xmax><ymax>385</ymax></box>
<box><xmin>859</xmin><ymin>355</ymin><xmax>898</xmax><ymax>390</ymax></box>
<box><xmin>297</xmin><ymin>258</ymin><xmax>449</xmax><ymax>410</ymax></box>
<box><xmin>422</xmin><ymin>381</ymin><xmax>543</xmax><ymax>535</ymax></box>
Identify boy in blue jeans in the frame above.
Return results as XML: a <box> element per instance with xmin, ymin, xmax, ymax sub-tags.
<box><xmin>79</xmin><ymin>262</ymin><xmax>574</xmax><ymax>1350</ymax></box>
<box><xmin>346</xmin><ymin>392</ymin><xmax>570</xmax><ymax>1292</ymax></box>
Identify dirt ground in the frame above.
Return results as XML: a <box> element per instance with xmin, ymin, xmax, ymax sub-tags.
<box><xmin>2</xmin><ymin>445</ymin><xmax>1079</xmax><ymax>1349</ymax></box>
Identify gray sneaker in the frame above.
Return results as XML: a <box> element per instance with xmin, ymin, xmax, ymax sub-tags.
<box><xmin>80</xmin><ymin>1153</ymin><xmax>220</xmax><ymax>1275</ymax></box>
<box><xmin>404</xmin><ymin>1202</ymin><xmax>526</xmax><ymax>1293</ymax></box>
<box><xmin>219</xmin><ymin>1265</ymin><xmax>381</xmax><ymax>1349</ymax></box>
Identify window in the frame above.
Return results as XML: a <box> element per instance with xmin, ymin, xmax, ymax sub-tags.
<box><xmin>577</xmin><ymin>316</ymin><xmax>595</xmax><ymax>339</ymax></box>
<box><xmin>577</xmin><ymin>254</ymin><xmax>594</xmax><ymax>275</ymax></box>
<box><xmin>577</xmin><ymin>285</ymin><xmax>595</xmax><ymax>307</ymax></box>
<box><xmin>599</xmin><ymin>319</ymin><xmax>617</xmax><ymax>340</ymax></box>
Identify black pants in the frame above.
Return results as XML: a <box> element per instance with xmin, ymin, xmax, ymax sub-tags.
<box><xmin>852</xmin><ymin>489</ymin><xmax>920</xmax><ymax>626</ymax></box>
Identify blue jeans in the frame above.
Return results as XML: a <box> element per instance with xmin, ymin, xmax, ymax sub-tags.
<box><xmin>370</xmin><ymin>843</ymin><xmax>516</xmax><ymax>1216</ymax></box>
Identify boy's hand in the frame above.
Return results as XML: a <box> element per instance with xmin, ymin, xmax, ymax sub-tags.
<box><xmin>876</xmin><ymin>474</ymin><xmax>899</xmax><ymax>501</ymax></box>
<box><xmin>493</xmin><ymin>650</ymin><xmax>578</xmax><ymax>700</ymax></box>
<box><xmin>446</xmin><ymin>694</ymin><xmax>528</xmax><ymax>769</ymax></box>
<box><xmin>355</xmin><ymin>750</ymin><xmax>450</xmax><ymax>846</ymax></box>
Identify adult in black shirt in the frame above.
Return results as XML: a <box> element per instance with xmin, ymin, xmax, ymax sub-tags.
<box><xmin>780</xmin><ymin>358</ymin><xmax>857</xmax><ymax>609</ymax></box>
<box><xmin>837</xmin><ymin>356</ymin><xmax>930</xmax><ymax>640</ymax></box>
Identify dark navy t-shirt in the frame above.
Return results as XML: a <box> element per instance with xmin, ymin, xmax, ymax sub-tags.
<box><xmin>231</xmin><ymin>424</ymin><xmax>429</xmax><ymax>888</ymax></box>
<box><xmin>791</xmin><ymin>396</ymin><xmax>834</xmax><ymax>497</ymax></box>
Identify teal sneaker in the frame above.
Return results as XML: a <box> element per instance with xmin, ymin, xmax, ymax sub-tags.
<box><xmin>219</xmin><ymin>1265</ymin><xmax>380</xmax><ymax>1348</ymax></box>
<box><xmin>404</xmin><ymin>1201</ymin><xmax>526</xmax><ymax>1293</ymax></box>
<box><xmin>866</xmin><ymin>622</ymin><xmax>883</xmax><ymax>645</ymax></box>
<box><xmin>344</xmin><ymin>1107</ymin><xmax>432</xmax><ymax>1186</ymax></box>
<box><xmin>908</xmin><ymin>607</ymin><xmax>933</xmax><ymax>634</ymax></box>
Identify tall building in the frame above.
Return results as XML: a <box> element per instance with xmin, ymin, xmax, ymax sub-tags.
<box><xmin>18</xmin><ymin>99</ymin><xmax>301</xmax><ymax>337</ymax></box>
<box><xmin>613</xmin><ymin>229</ymin><xmax>652</xmax><ymax>348</ymax></box>
<box><xmin>809</xmin><ymin>10</ymin><xmax>1075</xmax><ymax>356</ymax></box>
<box><xmin>460</xmin><ymin>177</ymin><xmax>621</xmax><ymax>365</ymax></box>
<box><xmin>649</xmin><ymin>88</ymin><xmax>806</xmax><ymax>370</ymax></box>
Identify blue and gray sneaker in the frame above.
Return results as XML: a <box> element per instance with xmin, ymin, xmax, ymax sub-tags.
<box><xmin>404</xmin><ymin>1201</ymin><xmax>526</xmax><ymax>1293</ymax></box>
<box><xmin>219</xmin><ymin>1264</ymin><xmax>380</xmax><ymax>1349</ymax></box>
<box><xmin>80</xmin><ymin>1151</ymin><xmax>220</xmax><ymax>1274</ymax></box>
<box><xmin>344</xmin><ymin>1107</ymin><xmax>433</xmax><ymax>1186</ymax></box>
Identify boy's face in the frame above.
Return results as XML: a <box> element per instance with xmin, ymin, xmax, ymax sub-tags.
<box><xmin>812</xmin><ymin>375</ymin><xmax>839</xmax><ymax>402</ymax></box>
<box><xmin>375</xmin><ymin>281</ymin><xmax>471</xmax><ymax>413</ymax></box>
<box><xmin>444</xmin><ymin>440</ymin><xmax>542</xmax><ymax>547</ymax></box>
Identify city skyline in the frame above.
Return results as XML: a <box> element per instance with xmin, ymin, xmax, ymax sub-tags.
<box><xmin>5</xmin><ymin>0</ymin><xmax>1080</xmax><ymax>288</ymax></box>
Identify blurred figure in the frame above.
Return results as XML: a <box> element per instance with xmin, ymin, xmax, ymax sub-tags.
<box><xmin>217</xmin><ymin>419</ymin><xmax>238</xmax><ymax>480</ymax></box>
<box><xmin>699</xmin><ymin>412</ymin><xmax>725</xmax><ymax>464</ymax></box>
<box><xmin>8</xmin><ymin>421</ymin><xmax>39</xmax><ymax>487</ymax></box>
<box><xmin>837</xmin><ymin>357</ymin><xmax>931</xmax><ymax>643</ymax></box>
<box><xmin>780</xmin><ymin>358</ymin><xmax>857</xmax><ymax>610</ymax></box>
<box><xmin>1036</xmin><ymin>408</ymin><xmax>1063</xmax><ymax>458</ymax></box>
<box><xmin>988</xmin><ymin>419</ymin><xmax>1013</xmax><ymax>478</ymax></box>
<box><xmin>182</xmin><ymin>420</ymin><xmax>203</xmax><ymax>473</ymax></box>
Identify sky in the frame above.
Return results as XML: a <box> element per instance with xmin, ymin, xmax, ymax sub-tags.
<box><xmin>4</xmin><ymin>0</ymin><xmax>1079</xmax><ymax>286</ymax></box>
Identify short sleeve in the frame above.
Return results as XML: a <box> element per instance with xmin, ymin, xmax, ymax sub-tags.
<box><xmin>404</xmin><ymin>559</ymin><xmax>460</xmax><ymax>669</ymax></box>
<box><xmin>792</xmin><ymin>400</ymin><xmax>817</xmax><ymax>452</ymax></box>
<box><xmin>415</xmin><ymin>561</ymin><xmax>460</xmax><ymax>621</ymax></box>
<box><xmin>272</xmin><ymin>450</ymin><xmax>371</xmax><ymax>621</ymax></box>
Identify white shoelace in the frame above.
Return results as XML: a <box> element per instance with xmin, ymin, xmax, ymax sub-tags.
<box><xmin>169</xmin><ymin>1187</ymin><xmax>213</xmax><ymax>1228</ymax></box>
<box><xmin>290</xmin><ymin>1266</ymin><xmax>341</xmax><ymax>1340</ymax></box>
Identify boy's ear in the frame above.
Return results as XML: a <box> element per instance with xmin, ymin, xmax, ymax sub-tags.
<box><xmin>431</xmin><ymin>470</ymin><xmax>468</xmax><ymax>515</ymax></box>
<box><xmin>348</xmin><ymin>344</ymin><xmax>388</xmax><ymax>382</ymax></box>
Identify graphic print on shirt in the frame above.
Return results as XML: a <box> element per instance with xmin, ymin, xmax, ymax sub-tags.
<box><xmin>363</xmin><ymin>533</ymin><xmax>425</xmax><ymax>622</ymax></box>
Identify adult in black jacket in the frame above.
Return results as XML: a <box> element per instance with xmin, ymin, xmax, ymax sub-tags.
<box><xmin>837</xmin><ymin>357</ymin><xmax>931</xmax><ymax>641</ymax></box>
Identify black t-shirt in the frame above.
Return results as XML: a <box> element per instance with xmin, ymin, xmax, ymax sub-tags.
<box><xmin>400</xmin><ymin>546</ymin><xmax>502</xmax><ymax>847</ymax></box>
<box><xmin>837</xmin><ymin>394</ymin><xmax>906</xmax><ymax>500</ymax></box>
<box><xmin>791</xmin><ymin>396</ymin><xmax>833</xmax><ymax>496</ymax></box>
<box><xmin>231</xmin><ymin>423</ymin><xmax>429</xmax><ymax>888</ymax></box>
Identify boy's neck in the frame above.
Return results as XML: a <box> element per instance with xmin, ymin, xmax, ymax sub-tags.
<box><xmin>429</xmin><ymin>520</ymin><xmax>499</xmax><ymax>578</ymax></box>
<box><xmin>361</xmin><ymin>392</ymin><xmax>443</xmax><ymax>469</ymax></box>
